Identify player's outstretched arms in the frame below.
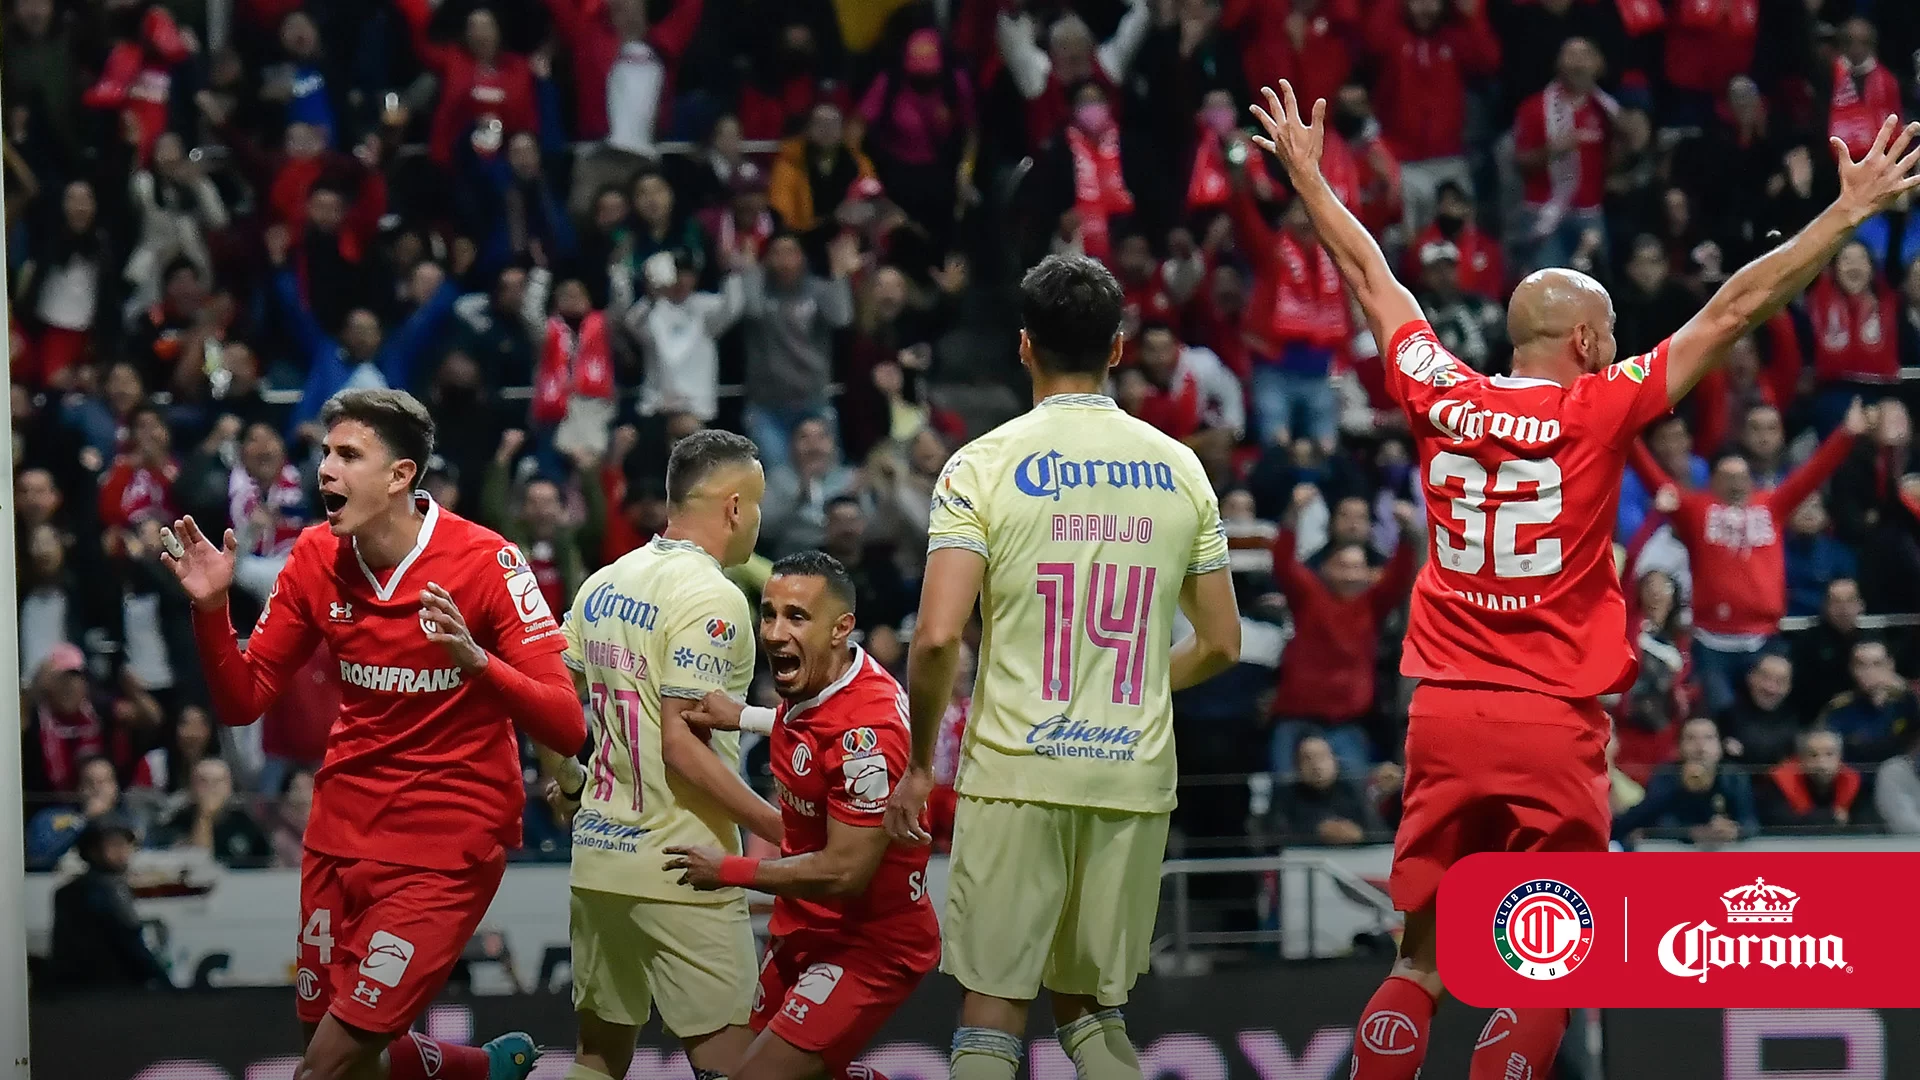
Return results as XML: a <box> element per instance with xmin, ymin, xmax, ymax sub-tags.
<box><xmin>665</xmin><ymin>817</ymin><xmax>890</xmax><ymax>897</ymax></box>
<box><xmin>166</xmin><ymin>514</ymin><xmax>318</xmax><ymax>726</ymax></box>
<box><xmin>1171</xmin><ymin>569</ymin><xmax>1241</xmax><ymax>691</ymax></box>
<box><xmin>888</xmin><ymin>547</ymin><xmax>985</xmax><ymax>845</ymax></box>
<box><xmin>1667</xmin><ymin>116</ymin><xmax>1920</xmax><ymax>404</ymax></box>
<box><xmin>1248</xmin><ymin>82</ymin><xmax>1422</xmax><ymax>347</ymax></box>
<box><xmin>660</xmin><ymin>698</ymin><xmax>783</xmax><ymax>843</ymax></box>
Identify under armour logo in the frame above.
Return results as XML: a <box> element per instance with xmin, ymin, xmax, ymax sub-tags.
<box><xmin>351</xmin><ymin>981</ymin><xmax>381</xmax><ymax>1007</ymax></box>
<box><xmin>329</xmin><ymin>601</ymin><xmax>353</xmax><ymax>622</ymax></box>
<box><xmin>783</xmin><ymin>999</ymin><xmax>809</xmax><ymax>1023</ymax></box>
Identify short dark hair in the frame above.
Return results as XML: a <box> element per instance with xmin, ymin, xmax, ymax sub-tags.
<box><xmin>666</xmin><ymin>429</ymin><xmax>759</xmax><ymax>505</ymax></box>
<box><xmin>824</xmin><ymin>494</ymin><xmax>864</xmax><ymax>517</ymax></box>
<box><xmin>319</xmin><ymin>388</ymin><xmax>435</xmax><ymax>475</ymax></box>
<box><xmin>1019</xmin><ymin>254</ymin><xmax>1124</xmax><ymax>376</ymax></box>
<box><xmin>769</xmin><ymin>550</ymin><xmax>858</xmax><ymax>614</ymax></box>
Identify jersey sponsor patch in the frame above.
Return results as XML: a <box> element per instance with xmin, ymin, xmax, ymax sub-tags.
<box><xmin>358</xmin><ymin>930</ymin><xmax>416</xmax><ymax>988</ymax></box>
<box><xmin>505</xmin><ymin>568</ymin><xmax>555</xmax><ymax>627</ymax></box>
<box><xmin>842</xmin><ymin>751</ymin><xmax>891</xmax><ymax>809</ymax></box>
<box><xmin>1396</xmin><ymin>332</ymin><xmax>1462</xmax><ymax>386</ymax></box>
<box><xmin>496</xmin><ymin>544</ymin><xmax>529</xmax><ymax>572</ymax></box>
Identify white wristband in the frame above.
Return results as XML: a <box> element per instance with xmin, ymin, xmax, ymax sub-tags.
<box><xmin>740</xmin><ymin>706</ymin><xmax>776</xmax><ymax>736</ymax></box>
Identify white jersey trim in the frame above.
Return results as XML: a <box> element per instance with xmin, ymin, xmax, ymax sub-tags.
<box><xmin>1488</xmin><ymin>374</ymin><xmax>1562</xmax><ymax>390</ymax></box>
<box><xmin>928</xmin><ymin>536</ymin><xmax>989</xmax><ymax>557</ymax></box>
<box><xmin>353</xmin><ymin>492</ymin><xmax>440</xmax><ymax>603</ymax></box>
<box><xmin>784</xmin><ymin>646</ymin><xmax>871</xmax><ymax>720</ymax></box>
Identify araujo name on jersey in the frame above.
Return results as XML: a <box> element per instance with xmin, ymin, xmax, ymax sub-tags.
<box><xmin>338</xmin><ymin>662</ymin><xmax>463</xmax><ymax>693</ymax></box>
<box><xmin>1015</xmin><ymin>450</ymin><xmax>1178</xmax><ymax>501</ymax></box>
<box><xmin>583</xmin><ymin>582</ymin><xmax>660</xmax><ymax>630</ymax></box>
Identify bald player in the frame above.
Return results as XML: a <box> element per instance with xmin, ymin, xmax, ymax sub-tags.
<box><xmin>1249</xmin><ymin>82</ymin><xmax>1920</xmax><ymax>1080</ymax></box>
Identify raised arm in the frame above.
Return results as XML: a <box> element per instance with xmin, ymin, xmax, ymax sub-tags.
<box><xmin>168</xmin><ymin>516</ymin><xmax>320</xmax><ymax>726</ymax></box>
<box><xmin>1769</xmin><ymin>399</ymin><xmax>1864</xmax><ymax>517</ymax></box>
<box><xmin>1666</xmin><ymin>117</ymin><xmax>1920</xmax><ymax>404</ymax></box>
<box><xmin>1248</xmin><ymin>83</ymin><xmax>1422</xmax><ymax>348</ymax></box>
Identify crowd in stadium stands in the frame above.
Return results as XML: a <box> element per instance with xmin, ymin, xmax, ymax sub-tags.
<box><xmin>11</xmin><ymin>0</ymin><xmax>1920</xmax><ymax>895</ymax></box>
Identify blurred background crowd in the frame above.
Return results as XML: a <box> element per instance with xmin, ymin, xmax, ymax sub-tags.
<box><xmin>11</xmin><ymin>0</ymin><xmax>1920</xmax><ymax>906</ymax></box>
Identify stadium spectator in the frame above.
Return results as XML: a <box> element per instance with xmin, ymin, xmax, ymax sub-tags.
<box><xmin>857</xmin><ymin>28</ymin><xmax>977</xmax><ymax>259</ymax></box>
<box><xmin>1267</xmin><ymin>499</ymin><xmax>1417</xmax><ymax>779</ymax></box>
<box><xmin>1793</xmin><ymin>577</ymin><xmax>1866</xmax><ymax>717</ymax></box>
<box><xmin>1619</xmin><ymin>414</ymin><xmax>1707</xmax><ymax>541</ymax></box>
<box><xmin>1616</xmin><ymin>234</ymin><xmax>1704</xmax><ymax>365</ymax></box>
<box><xmin>125</xmin><ymin>138</ymin><xmax>229</xmax><ymax>320</ymax></box>
<box><xmin>1512</xmin><ymin>38</ymin><xmax>1615</xmax><ymax>275</ymax></box>
<box><xmin>761</xmin><ymin>416</ymin><xmax>857</xmax><ymax>559</ymax></box>
<box><xmin>1807</xmin><ymin>242</ymin><xmax>1900</xmax><ymax>433</ymax></box>
<box><xmin>543</xmin><ymin>0</ymin><xmax>704</xmax><ymax>152</ymax></box>
<box><xmin>19</xmin><ymin>180</ymin><xmax>121</xmax><ymax>388</ymax></box>
<box><xmin>1614</xmin><ymin>568</ymin><xmax>1692</xmax><ymax>783</ymax></box>
<box><xmin>154</xmin><ymin>705</ymin><xmax>216</xmax><ymax>796</ymax></box>
<box><xmin>1737</xmin><ymin>405</ymin><xmax>1789</xmax><ymax>489</ymax></box>
<box><xmin>1128</xmin><ymin>323</ymin><xmax>1244</xmax><ymax>478</ymax></box>
<box><xmin>270</xmin><ymin>767</ymin><xmax>315</xmax><ymax>869</ymax></box>
<box><xmin>460</xmin><ymin>131</ymin><xmax>576</xmax><ymax>278</ymax></box>
<box><xmin>839</xmin><ymin>261</ymin><xmax>965</xmax><ymax>461</ymax></box>
<box><xmin>1628</xmin><ymin>401</ymin><xmax>1860</xmax><ymax>716</ymax></box>
<box><xmin>1261</xmin><ymin>734</ymin><xmax>1382</xmax><ymax>846</ymax></box>
<box><xmin>396</xmin><ymin>0</ymin><xmax>540</xmax><ymax>168</ymax></box>
<box><xmin>1784</xmin><ymin>492</ymin><xmax>1858</xmax><ymax>618</ymax></box>
<box><xmin>996</xmin><ymin>2</ymin><xmax>1153</xmax><ymax>153</ymax></box>
<box><xmin>818</xmin><ymin>495</ymin><xmax>909</xmax><ymax>637</ymax></box>
<box><xmin>1411</xmin><ymin>240</ymin><xmax>1505</xmax><ymax>374</ymax></box>
<box><xmin>1903</xmin><ymin>258</ymin><xmax>1920</xmax><ymax>367</ymax></box>
<box><xmin>863</xmin><ymin>427</ymin><xmax>952</xmax><ymax>583</ymax></box>
<box><xmin>739</xmin><ymin>232</ymin><xmax>858</xmax><ymax>470</ymax></box>
<box><xmin>482</xmin><ymin>430</ymin><xmax>606</xmax><ymax>617</ymax></box>
<box><xmin>1758</xmin><ymin>728</ymin><xmax>1871</xmax><ymax>830</ymax></box>
<box><xmin>1614</xmin><ymin>717</ymin><xmax>1759</xmax><ymax>847</ymax></box>
<box><xmin>48</xmin><ymin>815</ymin><xmax>170</xmax><ymax>990</ymax></box>
<box><xmin>23</xmin><ymin>644</ymin><xmax>162</xmax><ymax>797</ymax></box>
<box><xmin>26</xmin><ymin>755</ymin><xmax>132</xmax><ymax>870</ymax></box>
<box><xmin>1660</xmin><ymin>0</ymin><xmax>1759</xmax><ymax>125</ymax></box>
<box><xmin>1223</xmin><ymin>0</ymin><xmax>1353</xmax><ymax>120</ymax></box>
<box><xmin>1831</xmin><ymin>399</ymin><xmax>1920</xmax><ymax>611</ymax></box>
<box><xmin>1361</xmin><ymin>0</ymin><xmax>1499</xmax><ymax>234</ymax></box>
<box><xmin>1717</xmin><ymin>652</ymin><xmax>1801</xmax><ymax>768</ymax></box>
<box><xmin>151</xmin><ymin>758</ymin><xmax>271</xmax><ymax>866</ymax></box>
<box><xmin>1878</xmin><ymin>726</ymin><xmax>1920</xmax><ymax>834</ymax></box>
<box><xmin>1829</xmin><ymin>18</ymin><xmax>1906</xmax><ymax>165</ymax></box>
<box><xmin>736</xmin><ymin>14</ymin><xmax>849</xmax><ymax>142</ymax></box>
<box><xmin>1816</xmin><ymin>638</ymin><xmax>1919</xmax><ymax>764</ymax></box>
<box><xmin>618</xmin><ymin>249</ymin><xmax>748</xmax><ymax>425</ymax></box>
<box><xmin>622</xmin><ymin>169</ymin><xmax>709</xmax><ymax>281</ymax></box>
<box><xmin>18</xmin><ymin>522</ymin><xmax>91</xmax><ymax>684</ymax></box>
<box><xmin>768</xmin><ymin>103</ymin><xmax>875</xmax><ymax>244</ymax></box>
<box><xmin>1402</xmin><ymin>182</ymin><xmax>1501</xmax><ymax>298</ymax></box>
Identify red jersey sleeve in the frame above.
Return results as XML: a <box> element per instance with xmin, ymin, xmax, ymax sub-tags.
<box><xmin>1383</xmin><ymin>319</ymin><xmax>1483</xmax><ymax>417</ymax></box>
<box><xmin>191</xmin><ymin>530</ymin><xmax>323</xmax><ymax>726</ymax></box>
<box><xmin>1566</xmin><ymin>340</ymin><xmax>1673</xmax><ymax>449</ymax></box>
<box><xmin>821</xmin><ymin>684</ymin><xmax>912</xmax><ymax>828</ymax></box>
<box><xmin>467</xmin><ymin>540</ymin><xmax>583</xmax><ymax>755</ymax></box>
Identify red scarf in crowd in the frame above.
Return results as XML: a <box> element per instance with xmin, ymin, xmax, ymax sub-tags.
<box><xmin>38</xmin><ymin>703</ymin><xmax>104</xmax><ymax>792</ymax></box>
<box><xmin>1829</xmin><ymin>57</ymin><xmax>1905</xmax><ymax>161</ymax></box>
<box><xmin>1270</xmin><ymin>232</ymin><xmax>1348</xmax><ymax>349</ymax></box>
<box><xmin>1187</xmin><ymin>132</ymin><xmax>1274</xmax><ymax>211</ymax></box>
<box><xmin>1067</xmin><ymin>125</ymin><xmax>1133</xmax><ymax>263</ymax></box>
<box><xmin>230</xmin><ymin>463</ymin><xmax>307</xmax><ymax>558</ymax></box>
<box><xmin>1808</xmin><ymin>276</ymin><xmax>1899</xmax><ymax>384</ymax></box>
<box><xmin>534</xmin><ymin>312</ymin><xmax>615</xmax><ymax>425</ymax></box>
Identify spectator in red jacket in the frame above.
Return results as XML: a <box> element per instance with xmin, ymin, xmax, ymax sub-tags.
<box><xmin>1829</xmin><ymin>18</ymin><xmax>1906</xmax><ymax>164</ymax></box>
<box><xmin>1266</xmin><ymin>497</ymin><xmax>1418</xmax><ymax>779</ymax></box>
<box><xmin>996</xmin><ymin>1</ymin><xmax>1152</xmax><ymax>152</ymax></box>
<box><xmin>543</xmin><ymin>0</ymin><xmax>703</xmax><ymax>148</ymax></box>
<box><xmin>97</xmin><ymin>404</ymin><xmax>178</xmax><ymax>530</ymax></box>
<box><xmin>1223</xmin><ymin>0</ymin><xmax>1358</xmax><ymax>121</ymax></box>
<box><xmin>1361</xmin><ymin>0</ymin><xmax>1499</xmax><ymax>234</ymax></box>
<box><xmin>1809</xmin><ymin>241</ymin><xmax>1902</xmax><ymax>434</ymax></box>
<box><xmin>1662</xmin><ymin>0</ymin><xmax>1759</xmax><ymax>124</ymax></box>
<box><xmin>1513</xmin><ymin>37</ymin><xmax>1617</xmax><ymax>274</ymax></box>
<box><xmin>1401</xmin><ymin>180</ymin><xmax>1502</xmax><ymax>296</ymax></box>
<box><xmin>1632</xmin><ymin>398</ymin><xmax>1866</xmax><ymax>716</ymax></box>
<box><xmin>396</xmin><ymin>0</ymin><xmax>540</xmax><ymax>167</ymax></box>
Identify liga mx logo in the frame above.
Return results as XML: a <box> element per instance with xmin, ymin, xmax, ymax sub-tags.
<box><xmin>1494</xmin><ymin>879</ymin><xmax>1594</xmax><ymax>980</ymax></box>
<box><xmin>706</xmin><ymin>618</ymin><xmax>736</xmax><ymax>645</ymax></box>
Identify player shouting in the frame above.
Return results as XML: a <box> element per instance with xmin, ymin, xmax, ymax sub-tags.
<box><xmin>542</xmin><ymin>428</ymin><xmax>783</xmax><ymax>1080</ymax></box>
<box><xmin>165</xmin><ymin>388</ymin><xmax>586</xmax><ymax>1080</ymax></box>
<box><xmin>882</xmin><ymin>254</ymin><xmax>1244</xmax><ymax>1080</ymax></box>
<box><xmin>1247</xmin><ymin>82</ymin><xmax>1920</xmax><ymax>1080</ymax></box>
<box><xmin>669</xmin><ymin>551</ymin><xmax>938</xmax><ymax>1080</ymax></box>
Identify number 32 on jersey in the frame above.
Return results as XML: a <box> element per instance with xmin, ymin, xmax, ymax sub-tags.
<box><xmin>1428</xmin><ymin>451</ymin><xmax>1563</xmax><ymax>579</ymax></box>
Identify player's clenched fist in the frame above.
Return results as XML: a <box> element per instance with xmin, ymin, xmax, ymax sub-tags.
<box><xmin>883</xmin><ymin>766</ymin><xmax>936</xmax><ymax>846</ymax></box>
<box><xmin>662</xmin><ymin>844</ymin><xmax>726</xmax><ymax>890</ymax></box>
<box><xmin>683</xmin><ymin>689</ymin><xmax>744</xmax><ymax>731</ymax></box>
<box><xmin>419</xmin><ymin>583</ymin><xmax>487</xmax><ymax>672</ymax></box>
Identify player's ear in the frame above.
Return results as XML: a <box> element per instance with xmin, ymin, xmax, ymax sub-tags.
<box><xmin>392</xmin><ymin>457</ymin><xmax>419</xmax><ymax>495</ymax></box>
<box><xmin>1016</xmin><ymin>330</ymin><xmax>1033</xmax><ymax>373</ymax></box>
<box><xmin>832</xmin><ymin>609</ymin><xmax>856</xmax><ymax>648</ymax></box>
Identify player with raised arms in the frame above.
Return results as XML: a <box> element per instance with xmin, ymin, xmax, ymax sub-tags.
<box><xmin>881</xmin><ymin>254</ymin><xmax>1244</xmax><ymax>1080</ymax></box>
<box><xmin>1246</xmin><ymin>80</ymin><xmax>1920</xmax><ymax>1080</ymax></box>
<box><xmin>164</xmin><ymin>388</ymin><xmax>588</xmax><ymax>1080</ymax></box>
<box><xmin>540</xmin><ymin>428</ymin><xmax>784</xmax><ymax>1080</ymax></box>
<box><xmin>666</xmin><ymin>550</ymin><xmax>938</xmax><ymax>1080</ymax></box>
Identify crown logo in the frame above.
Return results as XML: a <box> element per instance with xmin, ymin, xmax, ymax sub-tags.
<box><xmin>1720</xmin><ymin>877</ymin><xmax>1800</xmax><ymax>924</ymax></box>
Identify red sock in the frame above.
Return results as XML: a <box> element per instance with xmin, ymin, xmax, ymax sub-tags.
<box><xmin>1349</xmin><ymin>974</ymin><xmax>1437</xmax><ymax>1080</ymax></box>
<box><xmin>387</xmin><ymin>1032</ymin><xmax>490</xmax><ymax>1080</ymax></box>
<box><xmin>1468</xmin><ymin>1008</ymin><xmax>1569</xmax><ymax>1080</ymax></box>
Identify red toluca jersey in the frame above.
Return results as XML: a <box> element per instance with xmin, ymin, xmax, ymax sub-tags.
<box><xmin>194</xmin><ymin>496</ymin><xmax>574</xmax><ymax>869</ymax></box>
<box><xmin>768</xmin><ymin>646</ymin><xmax>938</xmax><ymax>957</ymax></box>
<box><xmin>1386</xmin><ymin>321</ymin><xmax>1674</xmax><ymax>706</ymax></box>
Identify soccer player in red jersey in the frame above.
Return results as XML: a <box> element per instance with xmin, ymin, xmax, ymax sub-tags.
<box><xmin>1248</xmin><ymin>83</ymin><xmax>1920</xmax><ymax>1080</ymax></box>
<box><xmin>668</xmin><ymin>551</ymin><xmax>938</xmax><ymax>1080</ymax></box>
<box><xmin>163</xmin><ymin>389</ymin><xmax>588</xmax><ymax>1080</ymax></box>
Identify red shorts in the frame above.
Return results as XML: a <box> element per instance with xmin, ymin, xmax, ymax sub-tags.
<box><xmin>1388</xmin><ymin>685</ymin><xmax>1611</xmax><ymax>913</ymax></box>
<box><xmin>295</xmin><ymin>850</ymin><xmax>505</xmax><ymax>1034</ymax></box>
<box><xmin>751</xmin><ymin>927</ymin><xmax>933</xmax><ymax>1072</ymax></box>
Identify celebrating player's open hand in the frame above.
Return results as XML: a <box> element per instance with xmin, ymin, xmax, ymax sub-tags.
<box><xmin>1835</xmin><ymin>115</ymin><xmax>1920</xmax><ymax>221</ymax></box>
<box><xmin>662</xmin><ymin>844</ymin><xmax>726</xmax><ymax>890</ymax></box>
<box><xmin>1247</xmin><ymin>82</ymin><xmax>1324</xmax><ymax>180</ymax></box>
<box><xmin>882</xmin><ymin>766</ymin><xmax>936</xmax><ymax>846</ymax></box>
<box><xmin>682</xmin><ymin>690</ymin><xmax>745</xmax><ymax>732</ymax></box>
<box><xmin>419</xmin><ymin>583</ymin><xmax>487</xmax><ymax>672</ymax></box>
<box><xmin>160</xmin><ymin>515</ymin><xmax>237</xmax><ymax>609</ymax></box>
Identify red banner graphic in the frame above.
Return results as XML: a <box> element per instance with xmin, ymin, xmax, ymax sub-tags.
<box><xmin>1436</xmin><ymin>852</ymin><xmax>1920</xmax><ymax>1008</ymax></box>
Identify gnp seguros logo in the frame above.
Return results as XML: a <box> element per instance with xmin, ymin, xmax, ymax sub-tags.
<box><xmin>1657</xmin><ymin>877</ymin><xmax>1849</xmax><ymax>983</ymax></box>
<box><xmin>1493</xmin><ymin>879</ymin><xmax>1593</xmax><ymax>980</ymax></box>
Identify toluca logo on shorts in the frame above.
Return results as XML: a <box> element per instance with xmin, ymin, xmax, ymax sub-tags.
<box><xmin>338</xmin><ymin>662</ymin><xmax>463</xmax><ymax>693</ymax></box>
<box><xmin>1657</xmin><ymin>878</ymin><xmax>1849</xmax><ymax>983</ymax></box>
<box><xmin>296</xmin><ymin>967</ymin><xmax>321</xmax><ymax>1001</ymax></box>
